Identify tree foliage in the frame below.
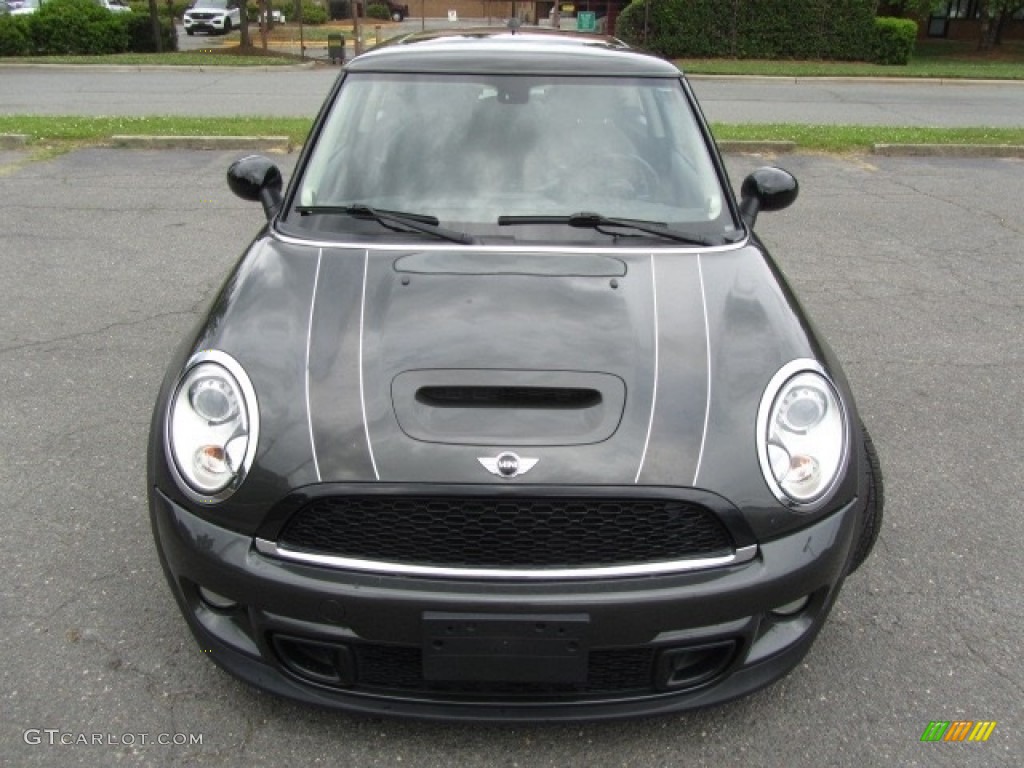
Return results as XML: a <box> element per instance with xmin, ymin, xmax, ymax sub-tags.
<box><xmin>978</xmin><ymin>0</ymin><xmax>1024</xmax><ymax>48</ymax></box>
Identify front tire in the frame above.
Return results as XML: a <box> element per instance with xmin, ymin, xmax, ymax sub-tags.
<box><xmin>848</xmin><ymin>424</ymin><xmax>884</xmax><ymax>574</ymax></box>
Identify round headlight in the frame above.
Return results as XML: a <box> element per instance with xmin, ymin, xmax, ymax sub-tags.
<box><xmin>757</xmin><ymin>361</ymin><xmax>847</xmax><ymax>508</ymax></box>
<box><xmin>166</xmin><ymin>351</ymin><xmax>259</xmax><ymax>503</ymax></box>
<box><xmin>189</xmin><ymin>376</ymin><xmax>240</xmax><ymax>424</ymax></box>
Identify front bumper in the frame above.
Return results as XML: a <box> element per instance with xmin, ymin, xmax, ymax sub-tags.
<box><xmin>151</xmin><ymin>487</ymin><xmax>861</xmax><ymax>721</ymax></box>
<box><xmin>183</xmin><ymin>16</ymin><xmax>228</xmax><ymax>32</ymax></box>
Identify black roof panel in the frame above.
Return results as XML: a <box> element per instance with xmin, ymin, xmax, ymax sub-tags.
<box><xmin>346</xmin><ymin>29</ymin><xmax>683</xmax><ymax>77</ymax></box>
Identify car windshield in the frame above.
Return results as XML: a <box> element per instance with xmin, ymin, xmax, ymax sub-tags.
<box><xmin>192</xmin><ymin>0</ymin><xmax>227</xmax><ymax>7</ymax></box>
<box><xmin>290</xmin><ymin>73</ymin><xmax>739</xmax><ymax>245</ymax></box>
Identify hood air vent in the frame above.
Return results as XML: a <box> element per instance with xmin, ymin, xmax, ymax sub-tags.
<box><xmin>416</xmin><ymin>385</ymin><xmax>602</xmax><ymax>410</ymax></box>
<box><xmin>393</xmin><ymin>370</ymin><xmax>626</xmax><ymax>446</ymax></box>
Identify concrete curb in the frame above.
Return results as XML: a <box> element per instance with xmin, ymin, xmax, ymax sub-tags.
<box><xmin>7</xmin><ymin>133</ymin><xmax>1024</xmax><ymax>159</ymax></box>
<box><xmin>0</xmin><ymin>133</ymin><xmax>30</xmax><ymax>149</ymax></box>
<box><xmin>685</xmin><ymin>74</ymin><xmax>1024</xmax><ymax>87</ymax></box>
<box><xmin>109</xmin><ymin>134</ymin><xmax>293</xmax><ymax>152</ymax></box>
<box><xmin>872</xmin><ymin>142</ymin><xmax>1024</xmax><ymax>158</ymax></box>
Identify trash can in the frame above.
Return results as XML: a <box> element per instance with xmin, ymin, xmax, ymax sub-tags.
<box><xmin>327</xmin><ymin>33</ymin><xmax>345</xmax><ymax>65</ymax></box>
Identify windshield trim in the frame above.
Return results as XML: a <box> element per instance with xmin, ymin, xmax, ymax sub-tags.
<box><xmin>267</xmin><ymin>227</ymin><xmax>751</xmax><ymax>254</ymax></box>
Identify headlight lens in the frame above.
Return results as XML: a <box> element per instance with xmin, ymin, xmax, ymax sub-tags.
<box><xmin>166</xmin><ymin>351</ymin><xmax>259</xmax><ymax>502</ymax></box>
<box><xmin>758</xmin><ymin>362</ymin><xmax>847</xmax><ymax>508</ymax></box>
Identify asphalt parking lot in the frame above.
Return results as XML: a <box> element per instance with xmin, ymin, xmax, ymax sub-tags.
<box><xmin>1</xmin><ymin>147</ymin><xmax>1021</xmax><ymax>767</ymax></box>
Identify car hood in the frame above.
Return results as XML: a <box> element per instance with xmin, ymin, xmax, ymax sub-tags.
<box><xmin>190</xmin><ymin>238</ymin><xmax>825</xmax><ymax>510</ymax></box>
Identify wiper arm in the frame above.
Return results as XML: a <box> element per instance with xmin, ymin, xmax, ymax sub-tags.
<box><xmin>498</xmin><ymin>212</ymin><xmax>715</xmax><ymax>246</ymax></box>
<box><xmin>296</xmin><ymin>204</ymin><xmax>475</xmax><ymax>245</ymax></box>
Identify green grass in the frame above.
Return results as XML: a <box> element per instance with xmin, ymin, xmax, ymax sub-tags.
<box><xmin>677</xmin><ymin>40</ymin><xmax>1024</xmax><ymax>80</ymax></box>
<box><xmin>2</xmin><ymin>116</ymin><xmax>1023</xmax><ymax>154</ymax></box>
<box><xmin>712</xmin><ymin>123</ymin><xmax>1024</xmax><ymax>152</ymax></box>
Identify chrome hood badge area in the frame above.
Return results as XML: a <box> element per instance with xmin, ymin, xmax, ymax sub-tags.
<box><xmin>478</xmin><ymin>452</ymin><xmax>539</xmax><ymax>479</ymax></box>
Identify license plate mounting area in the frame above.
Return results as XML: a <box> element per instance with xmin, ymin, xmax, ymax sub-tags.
<box><xmin>422</xmin><ymin>612</ymin><xmax>590</xmax><ymax>683</ymax></box>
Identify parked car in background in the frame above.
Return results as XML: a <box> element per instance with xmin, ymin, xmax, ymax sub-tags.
<box><xmin>95</xmin><ymin>0</ymin><xmax>132</xmax><ymax>11</ymax></box>
<box><xmin>183</xmin><ymin>0</ymin><xmax>241</xmax><ymax>35</ymax></box>
<box><xmin>10</xmin><ymin>0</ymin><xmax>42</xmax><ymax>15</ymax></box>
<box><xmin>149</xmin><ymin>28</ymin><xmax>883</xmax><ymax>721</ymax></box>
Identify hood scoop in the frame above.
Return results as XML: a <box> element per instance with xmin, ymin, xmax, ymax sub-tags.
<box><xmin>392</xmin><ymin>369</ymin><xmax>626</xmax><ymax>446</ymax></box>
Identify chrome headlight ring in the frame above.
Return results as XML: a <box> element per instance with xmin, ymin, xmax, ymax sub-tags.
<box><xmin>756</xmin><ymin>359</ymin><xmax>849</xmax><ymax>512</ymax></box>
<box><xmin>164</xmin><ymin>350</ymin><xmax>260</xmax><ymax>504</ymax></box>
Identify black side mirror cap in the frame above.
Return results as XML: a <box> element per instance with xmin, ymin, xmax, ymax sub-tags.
<box><xmin>227</xmin><ymin>155</ymin><xmax>284</xmax><ymax>221</ymax></box>
<box><xmin>739</xmin><ymin>167</ymin><xmax>799</xmax><ymax>228</ymax></box>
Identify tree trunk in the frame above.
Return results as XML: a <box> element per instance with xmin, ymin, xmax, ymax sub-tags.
<box><xmin>353</xmin><ymin>1</ymin><xmax>362</xmax><ymax>55</ymax></box>
<box><xmin>148</xmin><ymin>0</ymin><xmax>163</xmax><ymax>53</ymax></box>
<box><xmin>993</xmin><ymin>9</ymin><xmax>1010</xmax><ymax>45</ymax></box>
<box><xmin>240</xmin><ymin>1</ymin><xmax>251</xmax><ymax>47</ymax></box>
<box><xmin>260</xmin><ymin>0</ymin><xmax>269</xmax><ymax>48</ymax></box>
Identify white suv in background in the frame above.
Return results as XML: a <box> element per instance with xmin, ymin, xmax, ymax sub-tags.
<box><xmin>183</xmin><ymin>0</ymin><xmax>241</xmax><ymax>35</ymax></box>
<box><xmin>96</xmin><ymin>0</ymin><xmax>132</xmax><ymax>11</ymax></box>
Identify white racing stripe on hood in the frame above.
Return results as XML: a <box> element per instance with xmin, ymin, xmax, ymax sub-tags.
<box><xmin>306</xmin><ymin>248</ymin><xmax>323</xmax><ymax>482</ymax></box>
<box><xmin>694</xmin><ymin>253</ymin><xmax>711</xmax><ymax>487</ymax></box>
<box><xmin>359</xmin><ymin>249</ymin><xmax>381</xmax><ymax>480</ymax></box>
<box><xmin>635</xmin><ymin>253</ymin><xmax>659</xmax><ymax>484</ymax></box>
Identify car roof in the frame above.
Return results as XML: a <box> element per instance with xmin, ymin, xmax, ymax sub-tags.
<box><xmin>346</xmin><ymin>28</ymin><xmax>683</xmax><ymax>78</ymax></box>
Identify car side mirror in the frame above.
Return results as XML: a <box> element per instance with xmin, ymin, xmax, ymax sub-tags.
<box><xmin>227</xmin><ymin>155</ymin><xmax>284</xmax><ymax>221</ymax></box>
<box><xmin>739</xmin><ymin>167</ymin><xmax>798</xmax><ymax>228</ymax></box>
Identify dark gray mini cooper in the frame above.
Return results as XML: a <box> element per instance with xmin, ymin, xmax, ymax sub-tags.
<box><xmin>148</xmin><ymin>29</ymin><xmax>883</xmax><ymax>720</ymax></box>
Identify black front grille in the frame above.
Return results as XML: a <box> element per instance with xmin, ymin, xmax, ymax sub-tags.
<box><xmin>270</xmin><ymin>636</ymin><xmax>740</xmax><ymax>701</ymax></box>
<box><xmin>277</xmin><ymin>496</ymin><xmax>733</xmax><ymax>569</ymax></box>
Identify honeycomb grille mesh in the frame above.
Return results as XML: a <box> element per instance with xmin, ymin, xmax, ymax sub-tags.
<box><xmin>277</xmin><ymin>496</ymin><xmax>733</xmax><ymax>569</ymax></box>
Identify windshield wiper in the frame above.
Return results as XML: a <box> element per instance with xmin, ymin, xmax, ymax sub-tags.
<box><xmin>295</xmin><ymin>204</ymin><xmax>475</xmax><ymax>245</ymax></box>
<box><xmin>498</xmin><ymin>212</ymin><xmax>716</xmax><ymax>246</ymax></box>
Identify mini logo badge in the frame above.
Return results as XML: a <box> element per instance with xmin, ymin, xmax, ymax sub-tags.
<box><xmin>478</xmin><ymin>452</ymin><xmax>539</xmax><ymax>479</ymax></box>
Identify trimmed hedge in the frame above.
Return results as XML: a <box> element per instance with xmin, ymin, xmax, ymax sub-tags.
<box><xmin>128</xmin><ymin>0</ymin><xmax>191</xmax><ymax>19</ymax></box>
<box><xmin>617</xmin><ymin>0</ymin><xmax>912</xmax><ymax>64</ymax></box>
<box><xmin>0</xmin><ymin>15</ymin><xmax>33</xmax><ymax>56</ymax></box>
<box><xmin>302</xmin><ymin>2</ymin><xmax>328</xmax><ymax>23</ymax></box>
<box><xmin>873</xmin><ymin>16</ymin><xmax>917</xmax><ymax>65</ymax></box>
<box><xmin>123</xmin><ymin>12</ymin><xmax>178</xmax><ymax>52</ymax></box>
<box><xmin>31</xmin><ymin>0</ymin><xmax>132</xmax><ymax>54</ymax></box>
<box><xmin>365</xmin><ymin>2</ymin><xmax>389</xmax><ymax>20</ymax></box>
<box><xmin>0</xmin><ymin>0</ymin><xmax>177</xmax><ymax>55</ymax></box>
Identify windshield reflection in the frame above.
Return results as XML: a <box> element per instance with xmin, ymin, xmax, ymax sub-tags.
<box><xmin>294</xmin><ymin>73</ymin><xmax>737</xmax><ymax>243</ymax></box>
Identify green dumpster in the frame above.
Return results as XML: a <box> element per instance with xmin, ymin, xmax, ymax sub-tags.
<box><xmin>576</xmin><ymin>11</ymin><xmax>596</xmax><ymax>32</ymax></box>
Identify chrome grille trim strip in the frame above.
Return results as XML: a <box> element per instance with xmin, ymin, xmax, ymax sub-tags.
<box><xmin>253</xmin><ymin>539</ymin><xmax>758</xmax><ymax>580</ymax></box>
